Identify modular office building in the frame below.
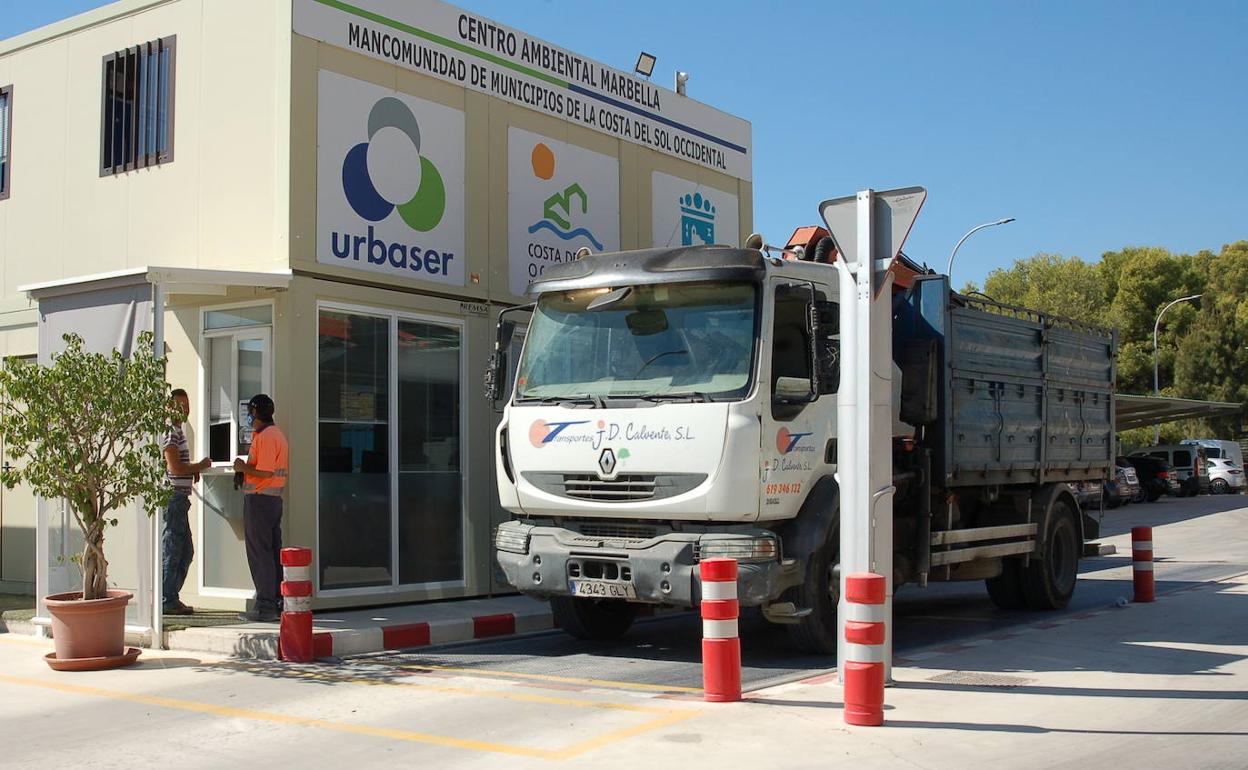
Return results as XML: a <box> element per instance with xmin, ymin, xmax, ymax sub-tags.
<box><xmin>0</xmin><ymin>0</ymin><xmax>752</xmax><ymax>627</ymax></box>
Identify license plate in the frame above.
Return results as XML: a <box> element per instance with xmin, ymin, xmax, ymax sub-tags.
<box><xmin>569</xmin><ymin>579</ymin><xmax>637</xmax><ymax>599</ymax></box>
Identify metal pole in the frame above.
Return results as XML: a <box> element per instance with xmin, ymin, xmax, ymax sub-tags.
<box><xmin>1152</xmin><ymin>294</ymin><xmax>1202</xmax><ymax>444</ymax></box>
<box><xmin>945</xmin><ymin>218</ymin><xmax>1015</xmax><ymax>279</ymax></box>
<box><xmin>152</xmin><ymin>280</ymin><xmax>165</xmax><ymax>649</ymax></box>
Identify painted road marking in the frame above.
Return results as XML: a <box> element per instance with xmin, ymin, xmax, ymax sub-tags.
<box><xmin>389</xmin><ymin>663</ymin><xmax>704</xmax><ymax>694</ymax></box>
<box><xmin>0</xmin><ymin>673</ymin><xmax>698</xmax><ymax>760</ymax></box>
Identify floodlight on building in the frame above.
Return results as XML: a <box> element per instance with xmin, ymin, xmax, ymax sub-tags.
<box><xmin>634</xmin><ymin>52</ymin><xmax>656</xmax><ymax>78</ymax></box>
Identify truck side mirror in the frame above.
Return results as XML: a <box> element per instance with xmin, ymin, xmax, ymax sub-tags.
<box><xmin>813</xmin><ymin>300</ymin><xmax>840</xmax><ymax>396</ymax></box>
<box><xmin>485</xmin><ymin>303</ymin><xmax>533</xmax><ymax>408</ymax></box>
<box><xmin>775</xmin><ymin>376</ymin><xmax>814</xmax><ymax>403</ymax></box>
<box><xmin>483</xmin><ymin>350</ymin><xmax>506</xmax><ymax>404</ymax></box>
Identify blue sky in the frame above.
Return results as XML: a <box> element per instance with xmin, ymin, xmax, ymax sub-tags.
<box><xmin>3</xmin><ymin>0</ymin><xmax>1246</xmax><ymax>289</ymax></box>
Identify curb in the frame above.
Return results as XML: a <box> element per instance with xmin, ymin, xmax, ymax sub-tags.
<box><xmin>164</xmin><ymin>604</ymin><xmax>556</xmax><ymax>660</ymax></box>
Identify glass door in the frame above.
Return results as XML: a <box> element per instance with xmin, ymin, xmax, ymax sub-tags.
<box><xmin>201</xmin><ymin>326</ymin><xmax>271</xmax><ymax>593</ymax></box>
<box><xmin>317</xmin><ymin>306</ymin><xmax>465</xmax><ymax>593</ymax></box>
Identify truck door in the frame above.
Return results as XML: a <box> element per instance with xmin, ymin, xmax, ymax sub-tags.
<box><xmin>759</xmin><ymin>279</ymin><xmax>833</xmax><ymax>519</ymax></box>
<box><xmin>488</xmin><ymin>306</ymin><xmax>530</xmax><ymax>593</ymax></box>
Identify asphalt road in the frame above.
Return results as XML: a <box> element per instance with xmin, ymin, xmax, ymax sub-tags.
<box><xmin>343</xmin><ymin>493</ymin><xmax>1248</xmax><ymax>694</ymax></box>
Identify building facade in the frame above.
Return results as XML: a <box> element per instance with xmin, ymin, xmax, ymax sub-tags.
<box><xmin>0</xmin><ymin>0</ymin><xmax>752</xmax><ymax>612</ymax></box>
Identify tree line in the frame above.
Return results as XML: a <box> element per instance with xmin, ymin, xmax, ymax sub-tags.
<box><xmin>960</xmin><ymin>240</ymin><xmax>1248</xmax><ymax>447</ymax></box>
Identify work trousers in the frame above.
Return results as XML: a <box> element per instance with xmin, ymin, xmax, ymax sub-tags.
<box><xmin>243</xmin><ymin>493</ymin><xmax>284</xmax><ymax>614</ymax></box>
<box><xmin>161</xmin><ymin>491</ymin><xmax>193</xmax><ymax>608</ymax></box>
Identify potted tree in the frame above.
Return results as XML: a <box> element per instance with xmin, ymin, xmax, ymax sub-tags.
<box><xmin>0</xmin><ymin>331</ymin><xmax>176</xmax><ymax>670</ymax></box>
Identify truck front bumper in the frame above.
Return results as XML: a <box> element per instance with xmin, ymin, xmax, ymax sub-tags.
<box><xmin>494</xmin><ymin>521</ymin><xmax>798</xmax><ymax>607</ymax></box>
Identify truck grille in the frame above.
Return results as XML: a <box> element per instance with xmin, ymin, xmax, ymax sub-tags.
<box><xmin>563</xmin><ymin>474</ymin><xmax>656</xmax><ymax>501</ymax></box>
<box><xmin>521</xmin><ymin>471</ymin><xmax>707</xmax><ymax>502</ymax></box>
<box><xmin>578</xmin><ymin>522</ymin><xmax>659</xmax><ymax>541</ymax></box>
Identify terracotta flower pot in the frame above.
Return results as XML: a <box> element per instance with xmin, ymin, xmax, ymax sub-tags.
<box><xmin>44</xmin><ymin>590</ymin><xmax>138</xmax><ymax>670</ymax></box>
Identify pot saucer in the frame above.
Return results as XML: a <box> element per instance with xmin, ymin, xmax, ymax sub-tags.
<box><xmin>43</xmin><ymin>646</ymin><xmax>142</xmax><ymax>672</ymax></box>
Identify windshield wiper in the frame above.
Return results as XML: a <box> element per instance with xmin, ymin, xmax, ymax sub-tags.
<box><xmin>636</xmin><ymin>392</ymin><xmax>713</xmax><ymax>403</ymax></box>
<box><xmin>516</xmin><ymin>394</ymin><xmax>607</xmax><ymax>408</ymax></box>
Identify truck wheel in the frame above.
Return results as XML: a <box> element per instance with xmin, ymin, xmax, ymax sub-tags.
<box><xmin>1021</xmin><ymin>498</ymin><xmax>1080</xmax><ymax>610</ymax></box>
<box><xmin>785</xmin><ymin>538</ymin><xmax>839</xmax><ymax>655</ymax></box>
<box><xmin>1146</xmin><ymin>487</ymin><xmax>1162</xmax><ymax>503</ymax></box>
<box><xmin>550</xmin><ymin>596</ymin><xmax>636</xmax><ymax>641</ymax></box>
<box><xmin>985</xmin><ymin>558</ymin><xmax>1026</xmax><ymax>609</ymax></box>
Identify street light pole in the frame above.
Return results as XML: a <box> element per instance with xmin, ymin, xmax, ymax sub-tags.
<box><xmin>1152</xmin><ymin>293</ymin><xmax>1203</xmax><ymax>444</ymax></box>
<box><xmin>946</xmin><ymin>218</ymin><xmax>1016</xmax><ymax>280</ymax></box>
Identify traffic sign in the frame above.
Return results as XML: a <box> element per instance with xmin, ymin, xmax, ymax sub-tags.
<box><xmin>818</xmin><ymin>187</ymin><xmax>926</xmax><ymax>290</ymax></box>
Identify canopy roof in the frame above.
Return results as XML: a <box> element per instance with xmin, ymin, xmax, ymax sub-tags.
<box><xmin>1116</xmin><ymin>394</ymin><xmax>1243</xmax><ymax>431</ymax></box>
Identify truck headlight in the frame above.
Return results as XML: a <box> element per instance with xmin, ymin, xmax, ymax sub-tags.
<box><xmin>494</xmin><ymin>521</ymin><xmax>533</xmax><ymax>554</ymax></box>
<box><xmin>698</xmin><ymin>535</ymin><xmax>778</xmax><ymax>563</ymax></box>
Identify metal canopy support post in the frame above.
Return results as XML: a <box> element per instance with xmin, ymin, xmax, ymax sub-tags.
<box><xmin>152</xmin><ymin>280</ymin><xmax>165</xmax><ymax>648</ymax></box>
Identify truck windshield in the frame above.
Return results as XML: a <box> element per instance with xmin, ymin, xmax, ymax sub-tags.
<box><xmin>515</xmin><ymin>281</ymin><xmax>757</xmax><ymax>402</ymax></box>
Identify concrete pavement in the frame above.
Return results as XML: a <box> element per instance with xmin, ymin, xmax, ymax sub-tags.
<box><xmin>1</xmin><ymin>495</ymin><xmax>1244</xmax><ymax>768</ymax></box>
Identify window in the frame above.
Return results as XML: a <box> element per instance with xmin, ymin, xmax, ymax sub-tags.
<box><xmin>0</xmin><ymin>85</ymin><xmax>11</xmax><ymax>199</ymax></box>
<box><xmin>101</xmin><ymin>36</ymin><xmax>175</xmax><ymax>175</ymax></box>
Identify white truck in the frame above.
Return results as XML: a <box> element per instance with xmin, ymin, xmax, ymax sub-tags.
<box><xmin>486</xmin><ymin>234</ymin><xmax>1115</xmax><ymax>652</ymax></box>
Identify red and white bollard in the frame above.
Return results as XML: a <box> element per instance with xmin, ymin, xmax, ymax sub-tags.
<box><xmin>1131</xmin><ymin>526</ymin><xmax>1154</xmax><ymax>603</ymax></box>
<box><xmin>700</xmin><ymin>557</ymin><xmax>741</xmax><ymax>702</ymax></box>
<box><xmin>280</xmin><ymin>547</ymin><xmax>314</xmax><ymax>662</ymax></box>
<box><xmin>844</xmin><ymin>572</ymin><xmax>887</xmax><ymax>726</ymax></box>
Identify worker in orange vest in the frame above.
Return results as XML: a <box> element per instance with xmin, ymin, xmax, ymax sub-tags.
<box><xmin>234</xmin><ymin>393</ymin><xmax>289</xmax><ymax>623</ymax></box>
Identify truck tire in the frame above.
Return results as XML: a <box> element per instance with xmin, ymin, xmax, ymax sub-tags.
<box><xmin>985</xmin><ymin>558</ymin><xmax>1026</xmax><ymax>609</ymax></box>
<box><xmin>785</xmin><ymin>536</ymin><xmax>839</xmax><ymax>655</ymax></box>
<box><xmin>1021</xmin><ymin>498</ymin><xmax>1080</xmax><ymax>610</ymax></box>
<box><xmin>1145</xmin><ymin>486</ymin><xmax>1162</xmax><ymax>503</ymax></box>
<box><xmin>550</xmin><ymin>597</ymin><xmax>636</xmax><ymax>641</ymax></box>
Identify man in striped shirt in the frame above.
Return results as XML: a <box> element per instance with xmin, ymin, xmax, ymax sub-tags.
<box><xmin>162</xmin><ymin>389</ymin><xmax>211</xmax><ymax>616</ymax></box>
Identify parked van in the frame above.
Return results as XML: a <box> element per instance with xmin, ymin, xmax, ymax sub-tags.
<box><xmin>1182</xmin><ymin>439</ymin><xmax>1245</xmax><ymax>470</ymax></box>
<box><xmin>1129</xmin><ymin>444</ymin><xmax>1208</xmax><ymax>496</ymax></box>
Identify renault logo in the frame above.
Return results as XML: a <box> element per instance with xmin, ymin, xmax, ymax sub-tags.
<box><xmin>598</xmin><ymin>448</ymin><xmax>617</xmax><ymax>477</ymax></box>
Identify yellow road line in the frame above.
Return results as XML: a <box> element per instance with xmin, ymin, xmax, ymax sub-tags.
<box><xmin>220</xmin><ymin>660</ymin><xmax>694</xmax><ymax>712</ymax></box>
<box><xmin>553</xmin><ymin>709</ymin><xmax>699</xmax><ymax>760</ymax></box>
<box><xmin>0</xmin><ymin>673</ymin><xmax>698</xmax><ymax>759</ymax></box>
<box><xmin>398</xmin><ymin>663</ymin><xmax>704</xmax><ymax>694</ymax></box>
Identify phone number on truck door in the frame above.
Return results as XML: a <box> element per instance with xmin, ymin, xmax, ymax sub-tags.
<box><xmin>764</xmin><ymin>482</ymin><xmax>802</xmax><ymax>495</ymax></box>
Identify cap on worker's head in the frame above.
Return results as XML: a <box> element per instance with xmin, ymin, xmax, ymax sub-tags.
<box><xmin>247</xmin><ymin>393</ymin><xmax>275</xmax><ymax>421</ymax></box>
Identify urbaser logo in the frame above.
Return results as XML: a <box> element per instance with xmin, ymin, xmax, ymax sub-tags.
<box><xmin>341</xmin><ymin>97</ymin><xmax>446</xmax><ymax>232</ymax></box>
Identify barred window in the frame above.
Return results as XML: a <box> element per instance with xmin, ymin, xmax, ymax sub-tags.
<box><xmin>0</xmin><ymin>85</ymin><xmax>11</xmax><ymax>199</ymax></box>
<box><xmin>101</xmin><ymin>36</ymin><xmax>175</xmax><ymax>175</ymax></box>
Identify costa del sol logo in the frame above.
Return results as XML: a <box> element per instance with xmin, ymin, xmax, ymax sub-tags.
<box><xmin>342</xmin><ymin>97</ymin><xmax>446</xmax><ymax>232</ymax></box>
<box><xmin>526</xmin><ymin>142</ymin><xmax>605</xmax><ymax>251</ymax></box>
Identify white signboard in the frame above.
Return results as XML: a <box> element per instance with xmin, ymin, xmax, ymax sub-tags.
<box><xmin>651</xmin><ymin>171</ymin><xmax>740</xmax><ymax>249</ymax></box>
<box><xmin>294</xmin><ymin>0</ymin><xmax>752</xmax><ymax>180</ymax></box>
<box><xmin>508</xmin><ymin>128</ymin><xmax>619</xmax><ymax>296</ymax></box>
<box><xmin>316</xmin><ymin>70</ymin><xmax>466</xmax><ymax>286</ymax></box>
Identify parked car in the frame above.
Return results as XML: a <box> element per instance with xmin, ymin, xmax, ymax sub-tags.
<box><xmin>1130</xmin><ymin>445</ymin><xmax>1207</xmax><ymax>497</ymax></box>
<box><xmin>1124</xmin><ymin>455</ymin><xmax>1180</xmax><ymax>502</ymax></box>
<box><xmin>1105</xmin><ymin>461</ymin><xmax>1140</xmax><ymax>508</ymax></box>
<box><xmin>1073</xmin><ymin>480</ymin><xmax>1103</xmax><ymax>509</ymax></box>
<box><xmin>1206</xmin><ymin>458</ymin><xmax>1246</xmax><ymax>495</ymax></box>
<box><xmin>1182</xmin><ymin>438</ymin><xmax>1245</xmax><ymax>470</ymax></box>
